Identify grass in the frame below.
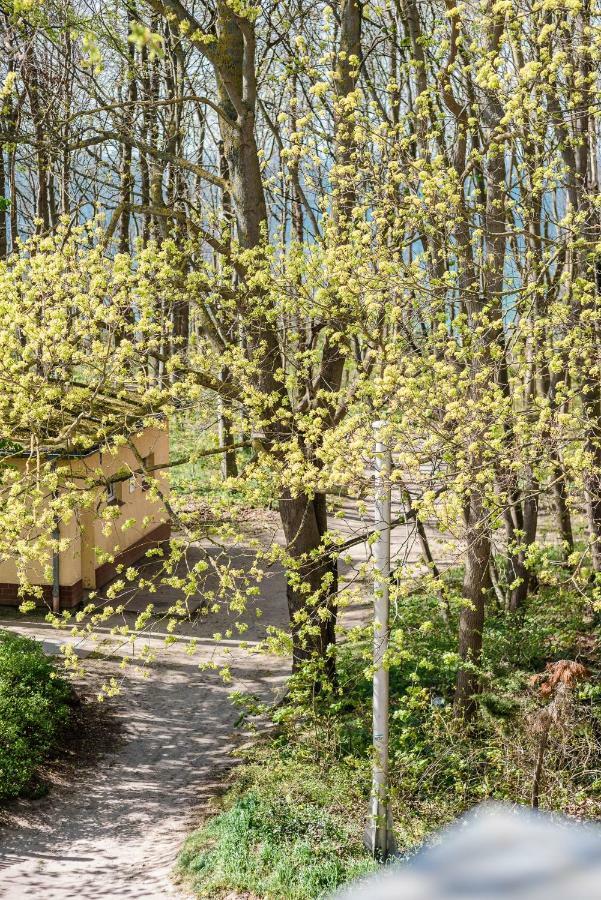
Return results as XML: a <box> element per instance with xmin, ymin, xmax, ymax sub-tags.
<box><xmin>176</xmin><ymin>754</ymin><xmax>377</xmax><ymax>899</ymax></box>
<box><xmin>177</xmin><ymin>569</ymin><xmax>601</xmax><ymax>899</ymax></box>
<box><xmin>169</xmin><ymin>413</ymin><xmax>273</xmax><ymax>512</ymax></box>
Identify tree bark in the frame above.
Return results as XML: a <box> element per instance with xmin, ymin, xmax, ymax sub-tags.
<box><xmin>455</xmin><ymin>494</ymin><xmax>491</xmax><ymax>719</ymax></box>
<box><xmin>400</xmin><ymin>485</ymin><xmax>450</xmax><ymax>623</ymax></box>
<box><xmin>60</xmin><ymin>27</ymin><xmax>73</xmax><ymax>216</ymax></box>
<box><xmin>0</xmin><ymin>148</ymin><xmax>6</xmax><ymax>259</ymax></box>
<box><xmin>23</xmin><ymin>47</ymin><xmax>51</xmax><ymax>232</ymax></box>
<box><xmin>218</xmin><ymin>369</ymin><xmax>238</xmax><ymax>479</ymax></box>
<box><xmin>279</xmin><ymin>489</ymin><xmax>337</xmax><ymax>681</ymax></box>
<box><xmin>8</xmin><ymin>144</ymin><xmax>17</xmax><ymax>252</ymax></box>
<box><xmin>551</xmin><ymin>457</ymin><xmax>574</xmax><ymax>558</ymax></box>
<box><xmin>334</xmin><ymin>0</ymin><xmax>362</xmax><ymax>224</ymax></box>
<box><xmin>505</xmin><ymin>477</ymin><xmax>539</xmax><ymax>612</ymax></box>
<box><xmin>118</xmin><ymin>9</ymin><xmax>138</xmax><ymax>255</ymax></box>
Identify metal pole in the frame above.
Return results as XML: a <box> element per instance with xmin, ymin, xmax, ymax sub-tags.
<box><xmin>365</xmin><ymin>420</ymin><xmax>395</xmax><ymax>860</ymax></box>
<box><xmin>51</xmin><ymin>470</ymin><xmax>61</xmax><ymax>615</ymax></box>
<box><xmin>52</xmin><ymin>522</ymin><xmax>61</xmax><ymax>614</ymax></box>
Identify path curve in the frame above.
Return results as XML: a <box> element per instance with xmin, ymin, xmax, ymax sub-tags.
<box><xmin>0</xmin><ymin>503</ymin><xmax>450</xmax><ymax>898</ymax></box>
<box><xmin>0</xmin><ymin>547</ymin><xmax>289</xmax><ymax>899</ymax></box>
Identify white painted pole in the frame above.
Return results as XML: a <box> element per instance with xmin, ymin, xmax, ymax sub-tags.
<box><xmin>365</xmin><ymin>420</ymin><xmax>395</xmax><ymax>860</ymax></box>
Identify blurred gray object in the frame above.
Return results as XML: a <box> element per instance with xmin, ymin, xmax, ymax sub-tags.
<box><xmin>334</xmin><ymin>803</ymin><xmax>601</xmax><ymax>899</ymax></box>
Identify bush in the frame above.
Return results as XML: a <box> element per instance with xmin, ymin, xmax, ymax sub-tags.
<box><xmin>0</xmin><ymin>630</ymin><xmax>71</xmax><ymax>800</ymax></box>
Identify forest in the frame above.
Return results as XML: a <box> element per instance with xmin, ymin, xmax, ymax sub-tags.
<box><xmin>0</xmin><ymin>0</ymin><xmax>600</xmax><ymax>897</ymax></box>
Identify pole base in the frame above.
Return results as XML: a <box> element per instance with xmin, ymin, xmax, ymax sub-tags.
<box><xmin>364</xmin><ymin>804</ymin><xmax>397</xmax><ymax>861</ymax></box>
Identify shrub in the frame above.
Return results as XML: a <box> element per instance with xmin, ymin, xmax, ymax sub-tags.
<box><xmin>0</xmin><ymin>630</ymin><xmax>71</xmax><ymax>800</ymax></box>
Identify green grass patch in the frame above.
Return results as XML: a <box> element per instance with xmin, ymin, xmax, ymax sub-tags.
<box><xmin>0</xmin><ymin>630</ymin><xmax>71</xmax><ymax>800</ymax></box>
<box><xmin>170</xmin><ymin>414</ymin><xmax>273</xmax><ymax>511</ymax></box>
<box><xmin>176</xmin><ymin>751</ymin><xmax>376</xmax><ymax>899</ymax></box>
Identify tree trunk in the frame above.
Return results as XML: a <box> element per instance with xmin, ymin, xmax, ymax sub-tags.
<box><xmin>60</xmin><ymin>25</ymin><xmax>73</xmax><ymax>217</ymax></box>
<box><xmin>8</xmin><ymin>145</ymin><xmax>17</xmax><ymax>252</ymax></box>
<box><xmin>314</xmin><ymin>490</ymin><xmax>338</xmax><ymax>656</ymax></box>
<box><xmin>455</xmin><ymin>493</ymin><xmax>491</xmax><ymax>719</ymax></box>
<box><xmin>279</xmin><ymin>489</ymin><xmax>337</xmax><ymax>681</ymax></box>
<box><xmin>400</xmin><ymin>485</ymin><xmax>450</xmax><ymax>623</ymax></box>
<box><xmin>218</xmin><ymin>369</ymin><xmax>238</xmax><ymax>479</ymax></box>
<box><xmin>210</xmin><ymin>3</ymin><xmax>339</xmax><ymax>679</ymax></box>
<box><xmin>505</xmin><ymin>477</ymin><xmax>539</xmax><ymax>612</ymax></box>
<box><xmin>583</xmin><ymin>356</ymin><xmax>601</xmax><ymax>571</ymax></box>
<box><xmin>334</xmin><ymin>0</ymin><xmax>362</xmax><ymax>224</ymax></box>
<box><xmin>580</xmin><ymin>314</ymin><xmax>601</xmax><ymax>573</ymax></box>
<box><xmin>23</xmin><ymin>48</ymin><xmax>50</xmax><ymax>232</ymax></box>
<box><xmin>150</xmin><ymin>0</ymin><xmax>341</xmax><ymax>682</ymax></box>
<box><xmin>0</xmin><ymin>148</ymin><xmax>6</xmax><ymax>259</ymax></box>
<box><xmin>550</xmin><ymin>460</ymin><xmax>574</xmax><ymax>558</ymax></box>
<box><xmin>118</xmin><ymin>11</ymin><xmax>137</xmax><ymax>255</ymax></box>
<box><xmin>140</xmin><ymin>40</ymin><xmax>152</xmax><ymax>245</ymax></box>
<box><xmin>585</xmin><ymin>473</ymin><xmax>601</xmax><ymax>572</ymax></box>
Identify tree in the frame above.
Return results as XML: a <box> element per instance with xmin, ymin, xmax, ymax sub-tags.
<box><xmin>2</xmin><ymin>0</ymin><xmax>601</xmax><ymax>721</ymax></box>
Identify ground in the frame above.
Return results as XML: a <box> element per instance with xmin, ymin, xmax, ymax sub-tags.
<box><xmin>0</xmin><ymin>503</ymin><xmax>451</xmax><ymax>898</ymax></box>
<box><xmin>0</xmin><ymin>540</ymin><xmax>289</xmax><ymax>899</ymax></box>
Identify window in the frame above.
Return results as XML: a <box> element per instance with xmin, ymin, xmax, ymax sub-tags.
<box><xmin>106</xmin><ymin>479</ymin><xmax>123</xmax><ymax>506</ymax></box>
<box><xmin>141</xmin><ymin>453</ymin><xmax>155</xmax><ymax>491</ymax></box>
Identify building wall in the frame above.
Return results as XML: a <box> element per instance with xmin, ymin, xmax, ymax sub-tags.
<box><xmin>0</xmin><ymin>492</ymin><xmax>81</xmax><ymax>603</ymax></box>
<box><xmin>0</xmin><ymin>424</ymin><xmax>170</xmax><ymax>607</ymax></box>
<box><xmin>85</xmin><ymin>426</ymin><xmax>170</xmax><ymax>589</ymax></box>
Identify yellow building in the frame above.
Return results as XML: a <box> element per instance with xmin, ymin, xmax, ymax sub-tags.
<box><xmin>0</xmin><ymin>421</ymin><xmax>170</xmax><ymax>610</ymax></box>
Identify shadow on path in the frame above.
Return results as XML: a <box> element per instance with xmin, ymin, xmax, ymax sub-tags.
<box><xmin>0</xmin><ymin>544</ymin><xmax>289</xmax><ymax>899</ymax></box>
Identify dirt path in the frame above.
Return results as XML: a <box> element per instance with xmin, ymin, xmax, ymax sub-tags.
<box><xmin>0</xmin><ymin>505</ymin><xmax>452</xmax><ymax>899</ymax></box>
<box><xmin>0</xmin><ymin>545</ymin><xmax>289</xmax><ymax>900</ymax></box>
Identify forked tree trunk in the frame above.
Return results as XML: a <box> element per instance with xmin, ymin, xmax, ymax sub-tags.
<box><xmin>211</xmin><ymin>3</ymin><xmax>338</xmax><ymax>675</ymax></box>
<box><xmin>149</xmin><ymin>0</ymin><xmax>344</xmax><ymax>682</ymax></box>
<box><xmin>505</xmin><ymin>478</ymin><xmax>539</xmax><ymax>612</ymax></box>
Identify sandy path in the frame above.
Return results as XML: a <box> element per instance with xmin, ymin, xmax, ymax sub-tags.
<box><xmin>0</xmin><ymin>505</ymin><xmax>451</xmax><ymax>899</ymax></box>
<box><xmin>0</xmin><ymin>546</ymin><xmax>289</xmax><ymax>900</ymax></box>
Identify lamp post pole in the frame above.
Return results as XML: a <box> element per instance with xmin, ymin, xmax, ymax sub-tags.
<box><xmin>365</xmin><ymin>420</ymin><xmax>395</xmax><ymax>860</ymax></box>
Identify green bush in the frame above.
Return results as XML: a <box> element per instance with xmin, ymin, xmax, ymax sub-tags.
<box><xmin>0</xmin><ymin>630</ymin><xmax>71</xmax><ymax>800</ymax></box>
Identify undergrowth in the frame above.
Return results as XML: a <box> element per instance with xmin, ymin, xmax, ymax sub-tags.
<box><xmin>170</xmin><ymin>414</ymin><xmax>273</xmax><ymax>511</ymax></box>
<box><xmin>177</xmin><ymin>570</ymin><xmax>601</xmax><ymax>899</ymax></box>
<box><xmin>0</xmin><ymin>630</ymin><xmax>71</xmax><ymax>800</ymax></box>
<box><xmin>177</xmin><ymin>776</ymin><xmax>375</xmax><ymax>899</ymax></box>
